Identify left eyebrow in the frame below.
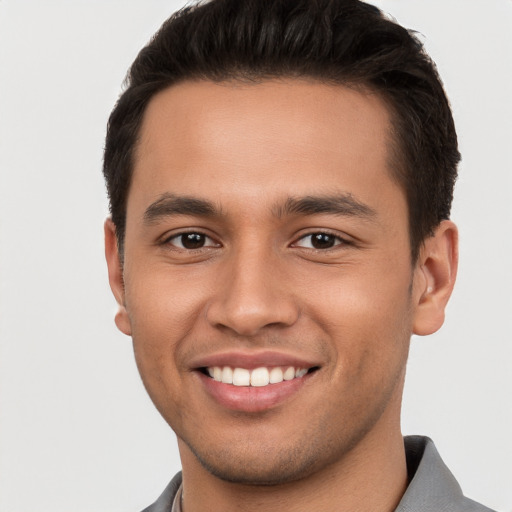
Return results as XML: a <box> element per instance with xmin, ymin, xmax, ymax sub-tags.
<box><xmin>273</xmin><ymin>194</ymin><xmax>377</xmax><ymax>220</ymax></box>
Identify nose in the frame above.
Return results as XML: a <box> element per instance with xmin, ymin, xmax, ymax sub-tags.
<box><xmin>206</xmin><ymin>246</ymin><xmax>300</xmax><ymax>337</ymax></box>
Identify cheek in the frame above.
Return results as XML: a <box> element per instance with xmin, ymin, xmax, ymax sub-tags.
<box><xmin>305</xmin><ymin>261</ymin><xmax>413</xmax><ymax>375</ymax></box>
<box><xmin>123</xmin><ymin>265</ymin><xmax>210</xmax><ymax>393</ymax></box>
<box><xmin>311</xmin><ymin>273</ymin><xmax>412</xmax><ymax>432</ymax></box>
<box><xmin>125</xmin><ymin>261</ymin><xmax>209</xmax><ymax>337</ymax></box>
<box><xmin>308</xmin><ymin>261</ymin><xmax>412</xmax><ymax>325</ymax></box>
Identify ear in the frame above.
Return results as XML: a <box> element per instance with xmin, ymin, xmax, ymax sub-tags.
<box><xmin>412</xmin><ymin>220</ymin><xmax>458</xmax><ymax>336</ymax></box>
<box><xmin>104</xmin><ymin>218</ymin><xmax>132</xmax><ymax>336</ymax></box>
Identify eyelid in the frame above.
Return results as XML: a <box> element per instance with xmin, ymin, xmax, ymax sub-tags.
<box><xmin>161</xmin><ymin>230</ymin><xmax>221</xmax><ymax>249</ymax></box>
<box><xmin>292</xmin><ymin>230</ymin><xmax>351</xmax><ymax>249</ymax></box>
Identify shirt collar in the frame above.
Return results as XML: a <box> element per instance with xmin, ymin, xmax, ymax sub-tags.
<box><xmin>396</xmin><ymin>435</ymin><xmax>464</xmax><ymax>512</ymax></box>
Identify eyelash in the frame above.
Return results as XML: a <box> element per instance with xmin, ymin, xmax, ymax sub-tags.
<box><xmin>162</xmin><ymin>231</ymin><xmax>219</xmax><ymax>250</ymax></box>
<box><xmin>161</xmin><ymin>230</ymin><xmax>350</xmax><ymax>251</ymax></box>
<box><xmin>293</xmin><ymin>231</ymin><xmax>350</xmax><ymax>250</ymax></box>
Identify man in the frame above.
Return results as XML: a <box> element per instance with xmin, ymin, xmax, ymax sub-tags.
<box><xmin>102</xmin><ymin>1</ymin><xmax>495</xmax><ymax>511</ymax></box>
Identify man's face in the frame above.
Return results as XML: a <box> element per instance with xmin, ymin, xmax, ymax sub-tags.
<box><xmin>107</xmin><ymin>80</ymin><xmax>434</xmax><ymax>484</ymax></box>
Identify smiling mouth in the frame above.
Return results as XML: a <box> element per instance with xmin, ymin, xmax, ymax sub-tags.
<box><xmin>200</xmin><ymin>366</ymin><xmax>319</xmax><ymax>388</ymax></box>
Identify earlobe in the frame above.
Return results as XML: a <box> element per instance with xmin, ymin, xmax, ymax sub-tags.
<box><xmin>412</xmin><ymin>220</ymin><xmax>458</xmax><ymax>336</ymax></box>
<box><xmin>104</xmin><ymin>218</ymin><xmax>132</xmax><ymax>336</ymax></box>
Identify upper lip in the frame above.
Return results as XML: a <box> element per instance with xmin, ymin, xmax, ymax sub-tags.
<box><xmin>189</xmin><ymin>350</ymin><xmax>322</xmax><ymax>370</ymax></box>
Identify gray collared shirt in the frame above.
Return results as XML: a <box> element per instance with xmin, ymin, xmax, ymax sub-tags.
<box><xmin>142</xmin><ymin>436</ymin><xmax>495</xmax><ymax>512</ymax></box>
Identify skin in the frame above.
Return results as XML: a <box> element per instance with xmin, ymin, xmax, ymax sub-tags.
<box><xmin>105</xmin><ymin>80</ymin><xmax>458</xmax><ymax>512</ymax></box>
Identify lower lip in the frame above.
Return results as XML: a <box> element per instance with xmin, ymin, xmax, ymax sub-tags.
<box><xmin>197</xmin><ymin>371</ymin><xmax>311</xmax><ymax>413</ymax></box>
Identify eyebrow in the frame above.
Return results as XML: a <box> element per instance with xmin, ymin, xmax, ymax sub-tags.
<box><xmin>143</xmin><ymin>193</ymin><xmax>220</xmax><ymax>224</ymax></box>
<box><xmin>143</xmin><ymin>192</ymin><xmax>377</xmax><ymax>225</ymax></box>
<box><xmin>274</xmin><ymin>194</ymin><xmax>377</xmax><ymax>220</ymax></box>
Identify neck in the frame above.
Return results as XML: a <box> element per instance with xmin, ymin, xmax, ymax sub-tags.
<box><xmin>178</xmin><ymin>414</ymin><xmax>408</xmax><ymax>512</ymax></box>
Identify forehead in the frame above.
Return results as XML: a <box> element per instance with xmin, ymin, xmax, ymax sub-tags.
<box><xmin>130</xmin><ymin>79</ymin><xmax>400</xmax><ymax>216</ymax></box>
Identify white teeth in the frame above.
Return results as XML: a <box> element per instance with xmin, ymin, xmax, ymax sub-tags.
<box><xmin>250</xmin><ymin>367</ymin><xmax>270</xmax><ymax>387</ymax></box>
<box><xmin>233</xmin><ymin>368</ymin><xmax>250</xmax><ymax>386</ymax></box>
<box><xmin>207</xmin><ymin>365</ymin><xmax>310</xmax><ymax>387</ymax></box>
<box><xmin>221</xmin><ymin>366</ymin><xmax>233</xmax><ymax>384</ymax></box>
<box><xmin>213</xmin><ymin>366</ymin><xmax>222</xmax><ymax>382</ymax></box>
<box><xmin>269</xmin><ymin>367</ymin><xmax>284</xmax><ymax>384</ymax></box>
<box><xmin>283</xmin><ymin>367</ymin><xmax>295</xmax><ymax>381</ymax></box>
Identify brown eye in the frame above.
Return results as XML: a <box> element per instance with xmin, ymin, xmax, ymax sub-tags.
<box><xmin>311</xmin><ymin>233</ymin><xmax>337</xmax><ymax>249</ymax></box>
<box><xmin>166</xmin><ymin>232</ymin><xmax>218</xmax><ymax>250</ymax></box>
<box><xmin>181</xmin><ymin>233</ymin><xmax>206</xmax><ymax>249</ymax></box>
<box><xmin>294</xmin><ymin>232</ymin><xmax>344</xmax><ymax>250</ymax></box>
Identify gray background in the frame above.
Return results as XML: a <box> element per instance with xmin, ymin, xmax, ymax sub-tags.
<box><xmin>0</xmin><ymin>1</ymin><xmax>511</xmax><ymax>511</ymax></box>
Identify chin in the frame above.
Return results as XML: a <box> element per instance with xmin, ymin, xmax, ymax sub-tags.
<box><xmin>195</xmin><ymin>452</ymin><xmax>316</xmax><ymax>486</ymax></box>
<box><xmin>182</xmin><ymin>432</ymin><xmax>347</xmax><ymax>487</ymax></box>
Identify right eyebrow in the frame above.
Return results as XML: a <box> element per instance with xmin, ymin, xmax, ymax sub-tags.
<box><xmin>143</xmin><ymin>193</ymin><xmax>220</xmax><ymax>225</ymax></box>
